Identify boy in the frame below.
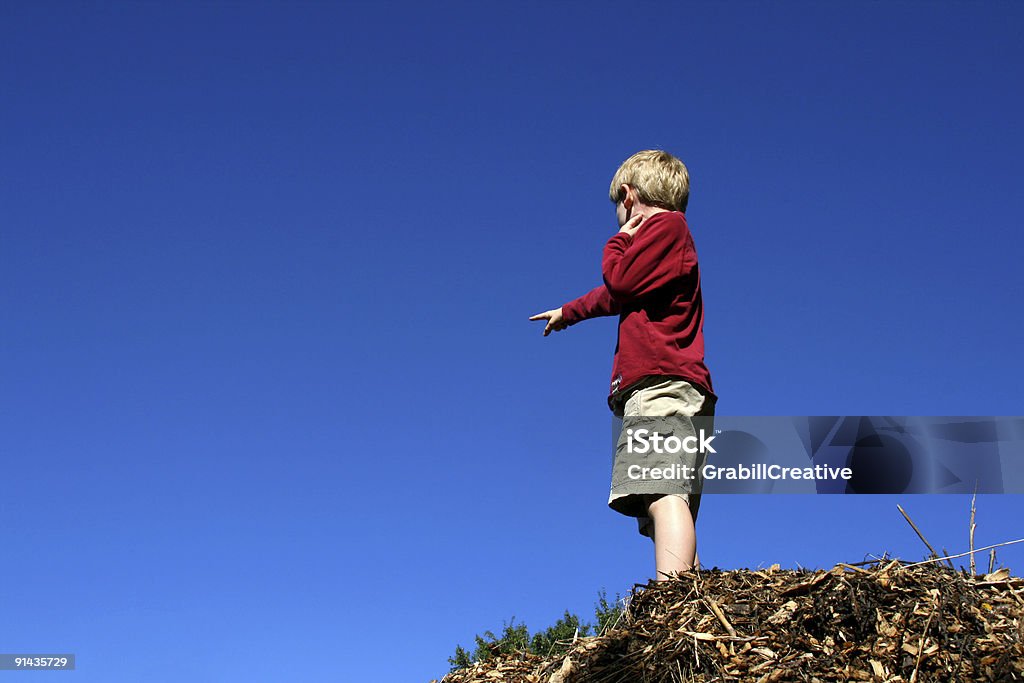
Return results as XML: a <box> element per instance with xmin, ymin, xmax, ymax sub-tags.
<box><xmin>530</xmin><ymin>150</ymin><xmax>717</xmax><ymax>580</ymax></box>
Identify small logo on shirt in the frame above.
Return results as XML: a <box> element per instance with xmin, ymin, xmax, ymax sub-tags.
<box><xmin>611</xmin><ymin>374</ymin><xmax>622</xmax><ymax>392</ymax></box>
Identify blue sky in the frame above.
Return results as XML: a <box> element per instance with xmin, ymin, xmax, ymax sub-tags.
<box><xmin>2</xmin><ymin>1</ymin><xmax>1022</xmax><ymax>681</ymax></box>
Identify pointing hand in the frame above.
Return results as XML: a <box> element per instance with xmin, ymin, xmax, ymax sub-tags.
<box><xmin>529</xmin><ymin>308</ymin><xmax>568</xmax><ymax>336</ymax></box>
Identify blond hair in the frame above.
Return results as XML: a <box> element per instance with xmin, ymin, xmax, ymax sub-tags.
<box><xmin>608</xmin><ymin>149</ymin><xmax>690</xmax><ymax>212</ymax></box>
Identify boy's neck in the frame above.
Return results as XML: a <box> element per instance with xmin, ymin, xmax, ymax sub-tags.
<box><xmin>635</xmin><ymin>205</ymin><xmax>670</xmax><ymax>221</ymax></box>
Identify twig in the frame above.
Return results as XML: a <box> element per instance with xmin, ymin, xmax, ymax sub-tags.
<box><xmin>909</xmin><ymin>603</ymin><xmax>937</xmax><ymax>683</ymax></box>
<box><xmin>969</xmin><ymin>485</ymin><xmax>977</xmax><ymax>576</ymax></box>
<box><xmin>705</xmin><ymin>598</ymin><xmax>737</xmax><ymax>637</ymax></box>
<box><xmin>901</xmin><ymin>538</ymin><xmax>1024</xmax><ymax>569</ymax></box>
<box><xmin>897</xmin><ymin>504</ymin><xmax>954</xmax><ymax>568</ymax></box>
<box><xmin>684</xmin><ymin>631</ymin><xmax>763</xmax><ymax>642</ymax></box>
<box><xmin>988</xmin><ymin>547</ymin><xmax>996</xmax><ymax>575</ymax></box>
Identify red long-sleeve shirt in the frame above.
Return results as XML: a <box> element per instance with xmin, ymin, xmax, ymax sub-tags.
<box><xmin>561</xmin><ymin>211</ymin><xmax>715</xmax><ymax>411</ymax></box>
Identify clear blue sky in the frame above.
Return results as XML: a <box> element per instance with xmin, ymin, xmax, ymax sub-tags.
<box><xmin>2</xmin><ymin>2</ymin><xmax>1022</xmax><ymax>681</ymax></box>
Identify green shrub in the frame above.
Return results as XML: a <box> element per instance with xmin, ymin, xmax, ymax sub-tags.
<box><xmin>447</xmin><ymin>590</ymin><xmax>623</xmax><ymax>672</ymax></box>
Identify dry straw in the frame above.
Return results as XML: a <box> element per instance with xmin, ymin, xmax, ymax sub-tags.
<box><xmin>437</xmin><ymin>500</ymin><xmax>1023</xmax><ymax>683</ymax></box>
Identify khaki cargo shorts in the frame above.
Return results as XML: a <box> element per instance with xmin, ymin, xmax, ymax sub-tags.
<box><xmin>609</xmin><ymin>376</ymin><xmax>716</xmax><ymax>538</ymax></box>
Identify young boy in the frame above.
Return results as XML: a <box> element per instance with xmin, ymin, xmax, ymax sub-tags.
<box><xmin>530</xmin><ymin>149</ymin><xmax>717</xmax><ymax>580</ymax></box>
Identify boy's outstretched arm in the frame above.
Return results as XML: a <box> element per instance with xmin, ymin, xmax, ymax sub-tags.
<box><xmin>530</xmin><ymin>284</ymin><xmax>621</xmax><ymax>336</ymax></box>
<box><xmin>530</xmin><ymin>215</ymin><xmax>644</xmax><ymax>336</ymax></box>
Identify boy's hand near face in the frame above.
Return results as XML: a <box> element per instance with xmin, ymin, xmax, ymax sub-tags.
<box><xmin>529</xmin><ymin>308</ymin><xmax>568</xmax><ymax>336</ymax></box>
<box><xmin>618</xmin><ymin>214</ymin><xmax>644</xmax><ymax>237</ymax></box>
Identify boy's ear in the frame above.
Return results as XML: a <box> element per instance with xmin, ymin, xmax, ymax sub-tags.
<box><xmin>621</xmin><ymin>184</ymin><xmax>634</xmax><ymax>208</ymax></box>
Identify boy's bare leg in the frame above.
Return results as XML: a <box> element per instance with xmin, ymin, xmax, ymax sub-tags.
<box><xmin>646</xmin><ymin>494</ymin><xmax>696</xmax><ymax>580</ymax></box>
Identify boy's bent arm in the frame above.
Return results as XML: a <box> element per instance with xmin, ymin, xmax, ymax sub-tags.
<box><xmin>601</xmin><ymin>221</ymin><xmax>688</xmax><ymax>302</ymax></box>
<box><xmin>561</xmin><ymin>284</ymin><xmax>621</xmax><ymax>324</ymax></box>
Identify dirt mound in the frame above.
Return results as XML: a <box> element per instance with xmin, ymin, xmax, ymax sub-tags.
<box><xmin>437</xmin><ymin>560</ymin><xmax>1023</xmax><ymax>682</ymax></box>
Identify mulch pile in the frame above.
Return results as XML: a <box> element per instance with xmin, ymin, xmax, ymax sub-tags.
<box><xmin>436</xmin><ymin>560</ymin><xmax>1024</xmax><ymax>682</ymax></box>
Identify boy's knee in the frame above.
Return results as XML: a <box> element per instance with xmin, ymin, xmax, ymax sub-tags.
<box><xmin>645</xmin><ymin>493</ymin><xmax>689</xmax><ymax>518</ymax></box>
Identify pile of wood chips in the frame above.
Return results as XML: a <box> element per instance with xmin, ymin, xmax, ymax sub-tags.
<box><xmin>436</xmin><ymin>560</ymin><xmax>1024</xmax><ymax>682</ymax></box>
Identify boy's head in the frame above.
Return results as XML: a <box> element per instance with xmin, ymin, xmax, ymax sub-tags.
<box><xmin>609</xmin><ymin>150</ymin><xmax>690</xmax><ymax>223</ymax></box>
